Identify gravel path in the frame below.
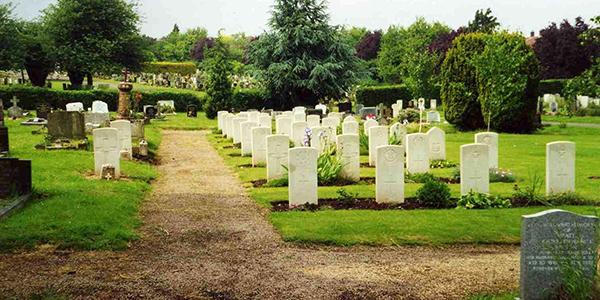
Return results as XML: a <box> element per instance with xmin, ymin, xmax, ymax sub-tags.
<box><xmin>0</xmin><ymin>131</ymin><xmax>520</xmax><ymax>299</ymax></box>
<box><xmin>542</xmin><ymin>121</ymin><xmax>600</xmax><ymax>128</ymax></box>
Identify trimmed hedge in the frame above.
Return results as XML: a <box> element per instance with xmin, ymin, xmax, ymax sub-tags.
<box><xmin>142</xmin><ymin>62</ymin><xmax>197</xmax><ymax>76</ymax></box>
<box><xmin>0</xmin><ymin>85</ymin><xmax>205</xmax><ymax>112</ymax></box>
<box><xmin>540</xmin><ymin>79</ymin><xmax>567</xmax><ymax>95</ymax></box>
<box><xmin>356</xmin><ymin>85</ymin><xmax>441</xmax><ymax>108</ymax></box>
<box><xmin>232</xmin><ymin>89</ymin><xmax>273</xmax><ymax>111</ymax></box>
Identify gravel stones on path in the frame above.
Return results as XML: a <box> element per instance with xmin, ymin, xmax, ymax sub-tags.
<box><xmin>0</xmin><ymin>131</ymin><xmax>520</xmax><ymax>299</ymax></box>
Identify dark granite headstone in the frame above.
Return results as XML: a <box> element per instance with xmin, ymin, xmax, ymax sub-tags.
<box><xmin>520</xmin><ymin>210</ymin><xmax>599</xmax><ymax>300</ymax></box>
<box><xmin>0</xmin><ymin>158</ymin><xmax>31</xmax><ymax>198</ymax></box>
<box><xmin>144</xmin><ymin>106</ymin><xmax>157</xmax><ymax>119</ymax></box>
<box><xmin>360</xmin><ymin>107</ymin><xmax>377</xmax><ymax>120</ymax></box>
<box><xmin>306</xmin><ymin>109</ymin><xmax>323</xmax><ymax>117</ymax></box>
<box><xmin>47</xmin><ymin>111</ymin><xmax>86</xmax><ymax>140</ymax></box>
<box><xmin>355</xmin><ymin>104</ymin><xmax>364</xmax><ymax>115</ymax></box>
<box><xmin>36</xmin><ymin>103</ymin><xmax>51</xmax><ymax>119</ymax></box>
<box><xmin>187</xmin><ymin>104</ymin><xmax>197</xmax><ymax>118</ymax></box>
<box><xmin>0</xmin><ymin>99</ymin><xmax>4</xmax><ymax>127</ymax></box>
<box><xmin>338</xmin><ymin>102</ymin><xmax>352</xmax><ymax>113</ymax></box>
<box><xmin>0</xmin><ymin>127</ymin><xmax>8</xmax><ymax>154</ymax></box>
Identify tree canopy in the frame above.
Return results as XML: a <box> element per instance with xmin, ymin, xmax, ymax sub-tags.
<box><xmin>247</xmin><ymin>0</ymin><xmax>366</xmax><ymax>109</ymax></box>
<box><xmin>466</xmin><ymin>8</ymin><xmax>500</xmax><ymax>34</ymax></box>
<box><xmin>0</xmin><ymin>3</ymin><xmax>24</xmax><ymax>71</ymax></box>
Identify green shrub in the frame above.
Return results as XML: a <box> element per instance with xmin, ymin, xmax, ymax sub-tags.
<box><xmin>359</xmin><ymin>132</ymin><xmax>369</xmax><ymax>155</ymax></box>
<box><xmin>430</xmin><ymin>159</ymin><xmax>457</xmax><ymax>169</ymax></box>
<box><xmin>317</xmin><ymin>148</ymin><xmax>346</xmax><ymax>186</ymax></box>
<box><xmin>355</xmin><ymin>85</ymin><xmax>413</xmax><ymax>107</ymax></box>
<box><xmin>142</xmin><ymin>62</ymin><xmax>197</xmax><ymax>76</ymax></box>
<box><xmin>0</xmin><ymin>85</ymin><xmax>204</xmax><ymax>112</ymax></box>
<box><xmin>232</xmin><ymin>89</ymin><xmax>271</xmax><ymax>111</ymax></box>
<box><xmin>547</xmin><ymin>192</ymin><xmax>593</xmax><ymax>206</ymax></box>
<box><xmin>489</xmin><ymin>167</ymin><xmax>517</xmax><ymax>183</ymax></box>
<box><xmin>415</xmin><ymin>180</ymin><xmax>452</xmax><ymax>208</ymax></box>
<box><xmin>203</xmin><ymin>36</ymin><xmax>234</xmax><ymax>119</ymax></box>
<box><xmin>396</xmin><ymin>108</ymin><xmax>420</xmax><ymax>123</ymax></box>
<box><xmin>406</xmin><ymin>172</ymin><xmax>438</xmax><ymax>184</ymax></box>
<box><xmin>456</xmin><ymin>191</ymin><xmax>511</xmax><ymax>209</ymax></box>
<box><xmin>474</xmin><ymin>32</ymin><xmax>541</xmax><ymax>133</ymax></box>
<box><xmin>540</xmin><ymin>79</ymin><xmax>567</xmax><ymax>95</ymax></box>
<box><xmin>441</xmin><ymin>33</ymin><xmax>487</xmax><ymax>130</ymax></box>
<box><xmin>511</xmin><ymin>173</ymin><xmax>547</xmax><ymax>207</ymax></box>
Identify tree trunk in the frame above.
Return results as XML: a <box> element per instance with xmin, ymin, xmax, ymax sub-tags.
<box><xmin>25</xmin><ymin>66</ymin><xmax>49</xmax><ymax>87</ymax></box>
<box><xmin>68</xmin><ymin>70</ymin><xmax>85</xmax><ymax>87</ymax></box>
<box><xmin>87</xmin><ymin>73</ymin><xmax>93</xmax><ymax>86</ymax></box>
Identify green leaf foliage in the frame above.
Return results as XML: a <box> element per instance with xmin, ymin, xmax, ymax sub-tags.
<box><xmin>247</xmin><ymin>0</ymin><xmax>366</xmax><ymax>109</ymax></box>
<box><xmin>142</xmin><ymin>62</ymin><xmax>198</xmax><ymax>76</ymax></box>
<box><xmin>466</xmin><ymin>8</ymin><xmax>500</xmax><ymax>34</ymax></box>
<box><xmin>473</xmin><ymin>32</ymin><xmax>541</xmax><ymax>133</ymax></box>
<box><xmin>203</xmin><ymin>34</ymin><xmax>234</xmax><ymax>119</ymax></box>
<box><xmin>0</xmin><ymin>3</ymin><xmax>24</xmax><ymax>71</ymax></box>
<box><xmin>440</xmin><ymin>33</ymin><xmax>487</xmax><ymax>130</ymax></box>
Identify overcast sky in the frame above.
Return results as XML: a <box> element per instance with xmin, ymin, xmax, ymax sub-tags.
<box><xmin>4</xmin><ymin>0</ymin><xmax>599</xmax><ymax>38</ymax></box>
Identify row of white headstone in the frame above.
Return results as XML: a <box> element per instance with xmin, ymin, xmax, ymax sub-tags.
<box><xmin>92</xmin><ymin>120</ymin><xmax>135</xmax><ymax>179</ymax></box>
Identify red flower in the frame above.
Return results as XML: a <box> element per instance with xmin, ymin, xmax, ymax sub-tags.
<box><xmin>135</xmin><ymin>93</ymin><xmax>142</xmax><ymax>100</ymax></box>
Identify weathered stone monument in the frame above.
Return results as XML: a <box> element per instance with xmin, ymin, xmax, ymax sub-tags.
<box><xmin>252</xmin><ymin>127</ymin><xmax>270</xmax><ymax>166</ymax></box>
<box><xmin>520</xmin><ymin>210</ymin><xmax>599</xmax><ymax>300</ymax></box>
<box><xmin>475</xmin><ymin>132</ymin><xmax>498</xmax><ymax>169</ymax></box>
<box><xmin>110</xmin><ymin>120</ymin><xmax>133</xmax><ymax>158</ymax></box>
<box><xmin>426</xmin><ymin>127</ymin><xmax>446</xmax><ymax>161</ymax></box>
<box><xmin>460</xmin><ymin>144</ymin><xmax>489</xmax><ymax>195</ymax></box>
<box><xmin>406</xmin><ymin>133</ymin><xmax>429</xmax><ymax>174</ymax></box>
<box><xmin>66</xmin><ymin>102</ymin><xmax>84</xmax><ymax>112</ymax></box>
<box><xmin>7</xmin><ymin>96</ymin><xmax>24</xmax><ymax>118</ymax></box>
<box><xmin>93</xmin><ymin>128</ymin><xmax>120</xmax><ymax>179</ymax></box>
<box><xmin>187</xmin><ymin>104</ymin><xmax>197</xmax><ymax>117</ymax></box>
<box><xmin>288</xmin><ymin>147</ymin><xmax>318</xmax><ymax>206</ymax></box>
<box><xmin>546</xmin><ymin>142</ymin><xmax>576</xmax><ymax>196</ymax></box>
<box><xmin>118</xmin><ymin>71</ymin><xmax>134</xmax><ymax>119</ymax></box>
<box><xmin>337</xmin><ymin>134</ymin><xmax>360</xmax><ymax>182</ymax></box>
<box><xmin>241</xmin><ymin>121</ymin><xmax>259</xmax><ymax>156</ymax></box>
<box><xmin>0</xmin><ymin>157</ymin><xmax>32</xmax><ymax>198</ymax></box>
<box><xmin>36</xmin><ymin>102</ymin><xmax>51</xmax><ymax>119</ymax></box>
<box><xmin>131</xmin><ymin>120</ymin><xmax>145</xmax><ymax>143</ymax></box>
<box><xmin>48</xmin><ymin>111</ymin><xmax>86</xmax><ymax>140</ymax></box>
<box><xmin>267</xmin><ymin>135</ymin><xmax>289</xmax><ymax>182</ymax></box>
<box><xmin>376</xmin><ymin>145</ymin><xmax>405</xmax><ymax>203</ymax></box>
<box><xmin>369</xmin><ymin>126</ymin><xmax>388</xmax><ymax>167</ymax></box>
<box><xmin>0</xmin><ymin>100</ymin><xmax>7</xmax><ymax>154</ymax></box>
<box><xmin>426</xmin><ymin>111</ymin><xmax>441</xmax><ymax>123</ymax></box>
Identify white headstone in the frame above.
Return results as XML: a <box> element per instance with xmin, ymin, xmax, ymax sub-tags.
<box><xmin>294</xmin><ymin>112</ymin><xmax>306</xmax><ymax>122</ymax></box>
<box><xmin>248</xmin><ymin>111</ymin><xmax>259</xmax><ymax>123</ymax></box>
<box><xmin>337</xmin><ymin>134</ymin><xmax>360</xmax><ymax>182</ymax></box>
<box><xmin>363</xmin><ymin>119</ymin><xmax>378</xmax><ymax>136</ymax></box>
<box><xmin>369</xmin><ymin>126</ymin><xmax>388</xmax><ymax>167</ymax></box>
<box><xmin>276</xmin><ymin>117</ymin><xmax>293</xmax><ymax>137</ymax></box>
<box><xmin>315</xmin><ymin>104</ymin><xmax>327</xmax><ymax>115</ymax></box>
<box><xmin>157</xmin><ymin>100</ymin><xmax>175</xmax><ymax>110</ymax></box>
<box><xmin>258</xmin><ymin>115</ymin><xmax>272</xmax><ymax>129</ymax></box>
<box><xmin>389</xmin><ymin>122</ymin><xmax>407</xmax><ymax>144</ymax></box>
<box><xmin>426</xmin><ymin>127</ymin><xmax>446</xmax><ymax>161</ymax></box>
<box><xmin>307</xmin><ymin>115</ymin><xmax>320</xmax><ymax>128</ymax></box>
<box><xmin>376</xmin><ymin>145</ymin><xmax>405</xmax><ymax>203</ymax></box>
<box><xmin>241</xmin><ymin>121</ymin><xmax>259</xmax><ymax>156</ymax></box>
<box><xmin>267</xmin><ymin>135</ymin><xmax>289</xmax><ymax>182</ymax></box>
<box><xmin>217</xmin><ymin>111</ymin><xmax>228</xmax><ymax>132</ymax></box>
<box><xmin>396</xmin><ymin>100</ymin><xmax>403</xmax><ymax>109</ymax></box>
<box><xmin>543</xmin><ymin>94</ymin><xmax>556</xmax><ymax>103</ymax></box>
<box><xmin>252</xmin><ymin>127</ymin><xmax>270</xmax><ymax>166</ymax></box>
<box><xmin>66</xmin><ymin>102</ymin><xmax>84</xmax><ymax>112</ymax></box>
<box><xmin>546</xmin><ymin>141</ymin><xmax>576</xmax><ymax>196</ymax></box>
<box><xmin>460</xmin><ymin>143</ymin><xmax>489</xmax><ymax>195</ymax></box>
<box><xmin>579</xmin><ymin>96</ymin><xmax>590</xmax><ymax>108</ymax></box>
<box><xmin>427</xmin><ymin>111</ymin><xmax>440</xmax><ymax>123</ymax></box>
<box><xmin>321</xmin><ymin>117</ymin><xmax>338</xmax><ymax>138</ymax></box>
<box><xmin>328</xmin><ymin>112</ymin><xmax>343</xmax><ymax>122</ymax></box>
<box><xmin>310</xmin><ymin>126</ymin><xmax>332</xmax><ymax>155</ymax></box>
<box><xmin>110</xmin><ymin>120</ymin><xmax>133</xmax><ymax>157</ymax></box>
<box><xmin>282</xmin><ymin>111</ymin><xmax>294</xmax><ymax>118</ymax></box>
<box><xmin>92</xmin><ymin>101</ymin><xmax>109</xmax><ymax>113</ymax></box>
<box><xmin>475</xmin><ymin>132</ymin><xmax>499</xmax><ymax>169</ymax></box>
<box><xmin>291</xmin><ymin>121</ymin><xmax>309</xmax><ymax>147</ymax></box>
<box><xmin>392</xmin><ymin>103</ymin><xmax>401</xmax><ymax>118</ymax></box>
<box><xmin>406</xmin><ymin>133</ymin><xmax>429</xmax><ymax>174</ymax></box>
<box><xmin>342</xmin><ymin>121</ymin><xmax>359</xmax><ymax>135</ymax></box>
<box><xmin>232</xmin><ymin>117</ymin><xmax>245</xmax><ymax>144</ymax></box>
<box><xmin>430</xmin><ymin>99</ymin><xmax>437</xmax><ymax>110</ymax></box>
<box><xmin>293</xmin><ymin>107</ymin><xmax>306</xmax><ymax>114</ymax></box>
<box><xmin>226</xmin><ymin>114</ymin><xmax>235</xmax><ymax>139</ymax></box>
<box><xmin>93</xmin><ymin>128</ymin><xmax>120</xmax><ymax>179</ymax></box>
<box><xmin>288</xmin><ymin>147</ymin><xmax>318</xmax><ymax>206</ymax></box>
<box><xmin>343</xmin><ymin>116</ymin><xmax>357</xmax><ymax>123</ymax></box>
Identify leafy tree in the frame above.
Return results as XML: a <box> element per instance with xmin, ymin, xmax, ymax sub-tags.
<box><xmin>466</xmin><ymin>8</ymin><xmax>499</xmax><ymax>34</ymax></box>
<box><xmin>41</xmin><ymin>0</ymin><xmax>149</xmax><ymax>86</ymax></box>
<box><xmin>473</xmin><ymin>32</ymin><xmax>540</xmax><ymax>133</ymax></box>
<box><xmin>356</xmin><ymin>31</ymin><xmax>381</xmax><ymax>61</ymax></box>
<box><xmin>20</xmin><ymin>21</ymin><xmax>56</xmax><ymax>86</ymax></box>
<box><xmin>172</xmin><ymin>23</ymin><xmax>180</xmax><ymax>35</ymax></box>
<box><xmin>190</xmin><ymin>38</ymin><xmax>215</xmax><ymax>64</ymax></box>
<box><xmin>247</xmin><ymin>0</ymin><xmax>366</xmax><ymax>109</ymax></box>
<box><xmin>204</xmin><ymin>34</ymin><xmax>234</xmax><ymax>119</ymax></box>
<box><xmin>378</xmin><ymin>17</ymin><xmax>450</xmax><ymax>97</ymax></box>
<box><xmin>440</xmin><ymin>33</ymin><xmax>487</xmax><ymax>130</ymax></box>
<box><xmin>428</xmin><ymin>27</ymin><xmax>465</xmax><ymax>74</ymax></box>
<box><xmin>154</xmin><ymin>27</ymin><xmax>208</xmax><ymax>62</ymax></box>
<box><xmin>222</xmin><ymin>32</ymin><xmax>252</xmax><ymax>62</ymax></box>
<box><xmin>534</xmin><ymin>17</ymin><xmax>599</xmax><ymax>79</ymax></box>
<box><xmin>0</xmin><ymin>3</ymin><xmax>24</xmax><ymax>71</ymax></box>
<box><xmin>340</xmin><ymin>26</ymin><xmax>369</xmax><ymax>49</ymax></box>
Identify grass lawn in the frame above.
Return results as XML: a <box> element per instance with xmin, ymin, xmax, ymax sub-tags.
<box><xmin>542</xmin><ymin>115</ymin><xmax>600</xmax><ymax>124</ymax></box>
<box><xmin>207</xmin><ymin>122</ymin><xmax>600</xmax><ymax>246</ymax></box>
<box><xmin>0</xmin><ymin>110</ymin><xmax>216</xmax><ymax>252</ymax></box>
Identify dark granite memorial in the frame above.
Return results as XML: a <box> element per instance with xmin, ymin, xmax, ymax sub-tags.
<box><xmin>338</xmin><ymin>102</ymin><xmax>352</xmax><ymax>113</ymax></box>
<box><xmin>187</xmin><ymin>104</ymin><xmax>197</xmax><ymax>118</ymax></box>
<box><xmin>0</xmin><ymin>158</ymin><xmax>32</xmax><ymax>198</ymax></box>
<box><xmin>36</xmin><ymin>102</ymin><xmax>52</xmax><ymax>119</ymax></box>
<box><xmin>0</xmin><ymin>100</ymin><xmax>7</xmax><ymax>154</ymax></box>
<box><xmin>306</xmin><ymin>109</ymin><xmax>323</xmax><ymax>117</ymax></box>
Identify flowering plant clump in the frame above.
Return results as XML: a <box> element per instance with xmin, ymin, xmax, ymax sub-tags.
<box><xmin>303</xmin><ymin>127</ymin><xmax>312</xmax><ymax>147</ymax></box>
<box><xmin>489</xmin><ymin>167</ymin><xmax>517</xmax><ymax>183</ymax></box>
<box><xmin>366</xmin><ymin>114</ymin><xmax>375</xmax><ymax>120</ymax></box>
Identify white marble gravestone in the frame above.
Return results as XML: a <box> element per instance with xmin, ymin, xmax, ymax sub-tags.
<box><xmin>266</xmin><ymin>135</ymin><xmax>289</xmax><ymax>181</ymax></box>
<box><xmin>520</xmin><ymin>210</ymin><xmax>599</xmax><ymax>300</ymax></box>
<box><xmin>430</xmin><ymin>99</ymin><xmax>437</xmax><ymax>110</ymax></box>
<box><xmin>475</xmin><ymin>132</ymin><xmax>498</xmax><ymax>169</ymax></box>
<box><xmin>92</xmin><ymin>101</ymin><xmax>109</xmax><ymax>113</ymax></box>
<box><xmin>232</xmin><ymin>117</ymin><xmax>245</xmax><ymax>144</ymax></box>
<box><xmin>251</xmin><ymin>127</ymin><xmax>270</xmax><ymax>166</ymax></box>
<box><xmin>248</xmin><ymin>111</ymin><xmax>259</xmax><ymax>123</ymax></box>
<box><xmin>282</xmin><ymin>111</ymin><xmax>294</xmax><ymax>118</ymax></box>
<box><xmin>337</xmin><ymin>134</ymin><xmax>360</xmax><ymax>182</ymax></box>
<box><xmin>406</xmin><ymin>133</ymin><xmax>429</xmax><ymax>174</ymax></box>
<box><xmin>392</xmin><ymin>103</ymin><xmax>401</xmax><ymax>118</ymax></box>
<box><xmin>426</xmin><ymin>127</ymin><xmax>446</xmax><ymax>161</ymax></box>
<box><xmin>226</xmin><ymin>114</ymin><xmax>235</xmax><ymax>139</ymax></box>
<box><xmin>389</xmin><ymin>122</ymin><xmax>407</xmax><ymax>144</ymax></box>
<box><xmin>343</xmin><ymin>116</ymin><xmax>357</xmax><ymax>123</ymax></box>
<box><xmin>258</xmin><ymin>115</ymin><xmax>272</xmax><ymax>129</ymax></box>
<box><xmin>157</xmin><ymin>100</ymin><xmax>175</xmax><ymax>110</ymax></box>
<box><xmin>369</xmin><ymin>126</ymin><xmax>388</xmax><ymax>167</ymax></box>
<box><xmin>546</xmin><ymin>141</ymin><xmax>576</xmax><ymax>196</ymax></box>
<box><xmin>427</xmin><ymin>111</ymin><xmax>440</xmax><ymax>123</ymax></box>
<box><xmin>241</xmin><ymin>121</ymin><xmax>259</xmax><ymax>156</ymax></box>
<box><xmin>321</xmin><ymin>117</ymin><xmax>338</xmax><ymax>138</ymax></box>
<box><xmin>328</xmin><ymin>112</ymin><xmax>343</xmax><ymax>122</ymax></box>
<box><xmin>310</xmin><ymin>126</ymin><xmax>332</xmax><ymax>155</ymax></box>
<box><xmin>217</xmin><ymin>111</ymin><xmax>228</xmax><ymax>133</ymax></box>
<box><xmin>293</xmin><ymin>107</ymin><xmax>306</xmax><ymax>114</ymax></box>
<box><xmin>342</xmin><ymin>121</ymin><xmax>359</xmax><ymax>135</ymax></box>
<box><xmin>294</xmin><ymin>112</ymin><xmax>306</xmax><ymax>122</ymax></box>
<box><xmin>276</xmin><ymin>117</ymin><xmax>293</xmax><ymax>136</ymax></box>
<box><xmin>288</xmin><ymin>147</ymin><xmax>318</xmax><ymax>206</ymax></box>
<box><xmin>110</xmin><ymin>120</ymin><xmax>133</xmax><ymax>158</ymax></box>
<box><xmin>363</xmin><ymin>119</ymin><xmax>378</xmax><ymax>136</ymax></box>
<box><xmin>315</xmin><ymin>104</ymin><xmax>327</xmax><ymax>115</ymax></box>
<box><xmin>291</xmin><ymin>121</ymin><xmax>309</xmax><ymax>147</ymax></box>
<box><xmin>307</xmin><ymin>115</ymin><xmax>320</xmax><ymax>128</ymax></box>
<box><xmin>93</xmin><ymin>128</ymin><xmax>120</xmax><ymax>179</ymax></box>
<box><xmin>66</xmin><ymin>102</ymin><xmax>84</xmax><ymax>112</ymax></box>
<box><xmin>376</xmin><ymin>145</ymin><xmax>405</xmax><ymax>203</ymax></box>
<box><xmin>460</xmin><ymin>143</ymin><xmax>489</xmax><ymax>195</ymax></box>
